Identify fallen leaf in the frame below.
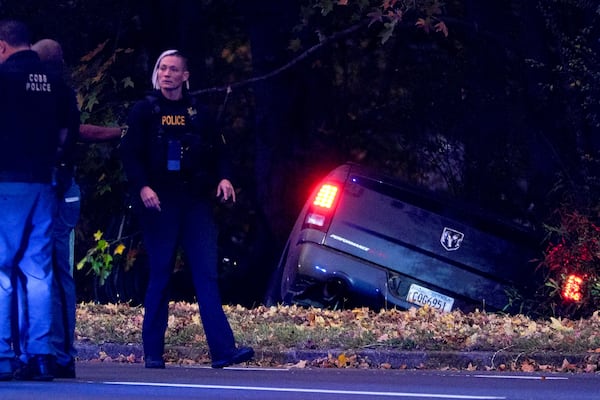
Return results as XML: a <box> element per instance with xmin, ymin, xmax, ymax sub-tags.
<box><xmin>560</xmin><ymin>359</ymin><xmax>577</xmax><ymax>371</ymax></box>
<box><xmin>550</xmin><ymin>317</ymin><xmax>574</xmax><ymax>332</ymax></box>
<box><xmin>584</xmin><ymin>364</ymin><xmax>597</xmax><ymax>373</ymax></box>
<box><xmin>520</xmin><ymin>360</ymin><xmax>536</xmax><ymax>372</ymax></box>
<box><xmin>291</xmin><ymin>360</ymin><xmax>307</xmax><ymax>369</ymax></box>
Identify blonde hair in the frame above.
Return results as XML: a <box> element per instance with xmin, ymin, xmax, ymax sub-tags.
<box><xmin>151</xmin><ymin>49</ymin><xmax>189</xmax><ymax>90</ymax></box>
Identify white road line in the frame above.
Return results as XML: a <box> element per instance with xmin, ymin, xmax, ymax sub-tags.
<box><xmin>104</xmin><ymin>381</ymin><xmax>506</xmax><ymax>399</ymax></box>
<box><xmin>199</xmin><ymin>366</ymin><xmax>290</xmax><ymax>372</ymax></box>
<box><xmin>473</xmin><ymin>375</ymin><xmax>568</xmax><ymax>381</ymax></box>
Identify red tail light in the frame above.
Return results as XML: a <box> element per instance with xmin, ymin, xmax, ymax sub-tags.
<box><xmin>562</xmin><ymin>274</ymin><xmax>584</xmax><ymax>302</ymax></box>
<box><xmin>304</xmin><ymin>182</ymin><xmax>341</xmax><ymax>230</ymax></box>
<box><xmin>313</xmin><ymin>184</ymin><xmax>338</xmax><ymax>208</ymax></box>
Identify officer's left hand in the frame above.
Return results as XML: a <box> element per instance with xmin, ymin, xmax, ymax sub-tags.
<box><xmin>217</xmin><ymin>179</ymin><xmax>236</xmax><ymax>203</ymax></box>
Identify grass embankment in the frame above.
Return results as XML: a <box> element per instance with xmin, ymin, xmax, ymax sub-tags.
<box><xmin>76</xmin><ymin>302</ymin><xmax>600</xmax><ymax>372</ymax></box>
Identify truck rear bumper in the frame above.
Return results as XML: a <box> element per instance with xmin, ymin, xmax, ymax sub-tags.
<box><xmin>283</xmin><ymin>241</ymin><xmax>509</xmax><ymax>312</ymax></box>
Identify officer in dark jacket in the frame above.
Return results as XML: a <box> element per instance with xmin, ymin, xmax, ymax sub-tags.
<box><xmin>120</xmin><ymin>49</ymin><xmax>253</xmax><ymax>369</ymax></box>
<box><xmin>0</xmin><ymin>19</ymin><xmax>71</xmax><ymax>381</ymax></box>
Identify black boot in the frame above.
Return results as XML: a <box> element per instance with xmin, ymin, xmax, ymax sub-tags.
<box><xmin>144</xmin><ymin>355</ymin><xmax>165</xmax><ymax>369</ymax></box>
<box><xmin>14</xmin><ymin>355</ymin><xmax>54</xmax><ymax>381</ymax></box>
<box><xmin>53</xmin><ymin>358</ymin><xmax>76</xmax><ymax>379</ymax></box>
<box><xmin>211</xmin><ymin>347</ymin><xmax>254</xmax><ymax>368</ymax></box>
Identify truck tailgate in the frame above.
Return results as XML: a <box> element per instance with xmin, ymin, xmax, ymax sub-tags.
<box><xmin>322</xmin><ymin>171</ymin><xmax>537</xmax><ymax>306</ymax></box>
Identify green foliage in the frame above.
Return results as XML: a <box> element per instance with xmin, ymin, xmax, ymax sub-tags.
<box><xmin>70</xmin><ymin>40</ymin><xmax>135</xmax><ymax>124</ymax></box>
<box><xmin>76</xmin><ymin>230</ymin><xmax>128</xmax><ymax>286</ymax></box>
<box><xmin>536</xmin><ymin>0</ymin><xmax>600</xmax><ymax>157</ymax></box>
<box><xmin>69</xmin><ymin>42</ymin><xmax>140</xmax><ymax>282</ymax></box>
<box><xmin>554</xmin><ymin>2</ymin><xmax>600</xmax><ymax>116</ymax></box>
<box><xmin>303</xmin><ymin>0</ymin><xmax>448</xmax><ymax>43</ymax></box>
<box><xmin>290</xmin><ymin>1</ymin><xmax>460</xmax><ymax>186</ymax></box>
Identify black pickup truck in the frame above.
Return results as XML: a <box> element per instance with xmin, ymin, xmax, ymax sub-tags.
<box><xmin>267</xmin><ymin>163</ymin><xmax>540</xmax><ymax>313</ymax></box>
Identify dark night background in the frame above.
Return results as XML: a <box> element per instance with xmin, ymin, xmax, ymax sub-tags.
<box><xmin>1</xmin><ymin>1</ymin><xmax>599</xmax><ymax>310</ymax></box>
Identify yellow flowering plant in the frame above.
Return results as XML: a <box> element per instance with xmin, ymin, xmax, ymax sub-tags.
<box><xmin>76</xmin><ymin>230</ymin><xmax>129</xmax><ymax>286</ymax></box>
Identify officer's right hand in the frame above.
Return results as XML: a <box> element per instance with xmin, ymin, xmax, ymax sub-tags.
<box><xmin>140</xmin><ymin>186</ymin><xmax>161</xmax><ymax>211</ymax></box>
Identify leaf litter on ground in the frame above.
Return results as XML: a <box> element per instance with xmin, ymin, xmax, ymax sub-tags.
<box><xmin>75</xmin><ymin>302</ymin><xmax>600</xmax><ymax>373</ymax></box>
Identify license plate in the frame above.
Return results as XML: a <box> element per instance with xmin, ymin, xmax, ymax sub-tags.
<box><xmin>406</xmin><ymin>284</ymin><xmax>454</xmax><ymax>312</ymax></box>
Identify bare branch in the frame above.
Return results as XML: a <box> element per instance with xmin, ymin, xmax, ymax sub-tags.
<box><xmin>190</xmin><ymin>20</ymin><xmax>369</xmax><ymax>97</ymax></box>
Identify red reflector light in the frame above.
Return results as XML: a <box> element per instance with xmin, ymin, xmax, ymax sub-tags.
<box><xmin>313</xmin><ymin>184</ymin><xmax>339</xmax><ymax>209</ymax></box>
<box><xmin>562</xmin><ymin>274</ymin><xmax>584</xmax><ymax>302</ymax></box>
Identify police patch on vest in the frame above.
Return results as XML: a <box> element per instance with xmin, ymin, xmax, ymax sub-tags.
<box><xmin>161</xmin><ymin>114</ymin><xmax>186</xmax><ymax>126</ymax></box>
<box><xmin>26</xmin><ymin>73</ymin><xmax>52</xmax><ymax>92</ymax></box>
<box><xmin>440</xmin><ymin>227</ymin><xmax>464</xmax><ymax>251</ymax></box>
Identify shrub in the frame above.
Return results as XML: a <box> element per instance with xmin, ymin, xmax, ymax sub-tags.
<box><xmin>538</xmin><ymin>209</ymin><xmax>600</xmax><ymax>318</ymax></box>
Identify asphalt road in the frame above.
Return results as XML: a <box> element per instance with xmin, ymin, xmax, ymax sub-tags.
<box><xmin>1</xmin><ymin>361</ymin><xmax>599</xmax><ymax>400</ymax></box>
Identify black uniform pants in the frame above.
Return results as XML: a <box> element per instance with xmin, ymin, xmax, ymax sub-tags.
<box><xmin>138</xmin><ymin>190</ymin><xmax>236</xmax><ymax>361</ymax></box>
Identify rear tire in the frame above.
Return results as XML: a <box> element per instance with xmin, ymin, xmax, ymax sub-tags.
<box><xmin>263</xmin><ymin>242</ymin><xmax>289</xmax><ymax>306</ymax></box>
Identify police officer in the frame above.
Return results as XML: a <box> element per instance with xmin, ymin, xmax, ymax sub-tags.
<box><xmin>0</xmin><ymin>19</ymin><xmax>72</xmax><ymax>381</ymax></box>
<box><xmin>27</xmin><ymin>38</ymin><xmax>123</xmax><ymax>379</ymax></box>
<box><xmin>120</xmin><ymin>49</ymin><xmax>254</xmax><ymax>369</ymax></box>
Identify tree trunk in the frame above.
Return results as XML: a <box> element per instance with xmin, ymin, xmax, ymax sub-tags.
<box><xmin>244</xmin><ymin>0</ymin><xmax>308</xmax><ymax>243</ymax></box>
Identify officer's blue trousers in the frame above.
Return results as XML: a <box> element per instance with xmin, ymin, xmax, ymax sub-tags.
<box><xmin>138</xmin><ymin>190</ymin><xmax>236</xmax><ymax>362</ymax></box>
<box><xmin>50</xmin><ymin>181</ymin><xmax>80</xmax><ymax>366</ymax></box>
<box><xmin>13</xmin><ymin>181</ymin><xmax>79</xmax><ymax>365</ymax></box>
<box><xmin>0</xmin><ymin>183</ymin><xmax>55</xmax><ymax>360</ymax></box>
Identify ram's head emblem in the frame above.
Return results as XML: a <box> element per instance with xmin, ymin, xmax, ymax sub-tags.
<box><xmin>440</xmin><ymin>227</ymin><xmax>464</xmax><ymax>251</ymax></box>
